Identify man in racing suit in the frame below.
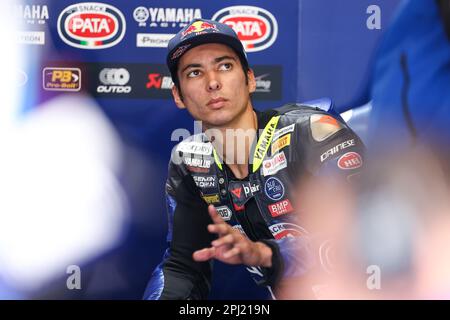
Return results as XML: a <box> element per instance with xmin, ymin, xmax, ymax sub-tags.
<box><xmin>144</xmin><ymin>19</ymin><xmax>364</xmax><ymax>300</ymax></box>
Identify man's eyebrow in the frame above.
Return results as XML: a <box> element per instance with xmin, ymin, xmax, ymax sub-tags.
<box><xmin>180</xmin><ymin>56</ymin><xmax>237</xmax><ymax>74</ymax></box>
<box><xmin>214</xmin><ymin>55</ymin><xmax>237</xmax><ymax>63</ymax></box>
<box><xmin>180</xmin><ymin>63</ymin><xmax>202</xmax><ymax>74</ymax></box>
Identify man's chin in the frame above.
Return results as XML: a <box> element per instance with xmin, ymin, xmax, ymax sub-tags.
<box><xmin>202</xmin><ymin>112</ymin><xmax>235</xmax><ymax>128</ymax></box>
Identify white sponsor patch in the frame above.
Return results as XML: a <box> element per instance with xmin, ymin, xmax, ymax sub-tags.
<box><xmin>193</xmin><ymin>175</ymin><xmax>216</xmax><ymax>188</ymax></box>
<box><xmin>183</xmin><ymin>157</ymin><xmax>211</xmax><ymax>169</ymax></box>
<box><xmin>262</xmin><ymin>151</ymin><xmax>287</xmax><ymax>176</ymax></box>
<box><xmin>17</xmin><ymin>31</ymin><xmax>45</xmax><ymax>45</ymax></box>
<box><xmin>272</xmin><ymin>124</ymin><xmax>295</xmax><ymax>142</ymax></box>
<box><xmin>177</xmin><ymin>141</ymin><xmax>212</xmax><ymax>156</ymax></box>
<box><xmin>136</xmin><ymin>33</ymin><xmax>174</xmax><ymax>47</ymax></box>
<box><xmin>215</xmin><ymin>206</ymin><xmax>232</xmax><ymax>221</ymax></box>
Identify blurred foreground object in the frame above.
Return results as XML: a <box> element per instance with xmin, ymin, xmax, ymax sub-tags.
<box><xmin>0</xmin><ymin>94</ymin><xmax>129</xmax><ymax>298</ymax></box>
<box><xmin>368</xmin><ymin>0</ymin><xmax>450</xmax><ymax>152</ymax></box>
<box><xmin>279</xmin><ymin>148</ymin><xmax>450</xmax><ymax>299</ymax></box>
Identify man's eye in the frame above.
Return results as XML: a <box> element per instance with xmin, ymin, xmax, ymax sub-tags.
<box><xmin>219</xmin><ymin>63</ymin><xmax>232</xmax><ymax>71</ymax></box>
<box><xmin>187</xmin><ymin>70</ymin><xmax>201</xmax><ymax>78</ymax></box>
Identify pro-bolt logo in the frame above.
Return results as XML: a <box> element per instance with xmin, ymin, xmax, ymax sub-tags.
<box><xmin>212</xmin><ymin>6</ymin><xmax>278</xmax><ymax>52</ymax></box>
<box><xmin>57</xmin><ymin>2</ymin><xmax>126</xmax><ymax>49</ymax></box>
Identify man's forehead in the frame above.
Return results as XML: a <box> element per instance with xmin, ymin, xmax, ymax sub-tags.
<box><xmin>178</xmin><ymin>43</ymin><xmax>239</xmax><ymax>67</ymax></box>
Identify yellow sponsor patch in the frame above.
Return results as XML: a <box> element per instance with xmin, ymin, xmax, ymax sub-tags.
<box><xmin>271</xmin><ymin>134</ymin><xmax>291</xmax><ymax>154</ymax></box>
<box><xmin>202</xmin><ymin>194</ymin><xmax>220</xmax><ymax>204</ymax></box>
<box><xmin>252</xmin><ymin>116</ymin><xmax>280</xmax><ymax>173</ymax></box>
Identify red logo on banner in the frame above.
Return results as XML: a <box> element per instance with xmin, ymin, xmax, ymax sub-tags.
<box><xmin>212</xmin><ymin>6</ymin><xmax>278</xmax><ymax>52</ymax></box>
<box><xmin>146</xmin><ymin>73</ymin><xmax>162</xmax><ymax>89</ymax></box>
<box><xmin>68</xmin><ymin>13</ymin><xmax>116</xmax><ymax>38</ymax></box>
<box><xmin>58</xmin><ymin>3</ymin><xmax>126</xmax><ymax>49</ymax></box>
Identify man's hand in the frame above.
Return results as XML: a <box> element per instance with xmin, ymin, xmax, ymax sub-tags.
<box><xmin>193</xmin><ymin>205</ymin><xmax>273</xmax><ymax>267</ymax></box>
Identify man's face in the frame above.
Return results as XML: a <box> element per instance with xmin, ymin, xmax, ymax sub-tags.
<box><xmin>172</xmin><ymin>43</ymin><xmax>256</xmax><ymax>129</ymax></box>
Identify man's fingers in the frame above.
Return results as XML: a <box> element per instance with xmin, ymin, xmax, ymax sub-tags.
<box><xmin>193</xmin><ymin>247</ymin><xmax>216</xmax><ymax>261</ymax></box>
<box><xmin>211</xmin><ymin>233</ymin><xmax>234</xmax><ymax>248</ymax></box>
<box><xmin>223</xmin><ymin>247</ymin><xmax>240</xmax><ymax>259</ymax></box>
<box><xmin>208</xmin><ymin>223</ymin><xmax>230</xmax><ymax>235</ymax></box>
<box><xmin>208</xmin><ymin>204</ymin><xmax>225</xmax><ymax>224</ymax></box>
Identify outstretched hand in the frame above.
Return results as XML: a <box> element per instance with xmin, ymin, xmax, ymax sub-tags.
<box><xmin>193</xmin><ymin>205</ymin><xmax>272</xmax><ymax>267</ymax></box>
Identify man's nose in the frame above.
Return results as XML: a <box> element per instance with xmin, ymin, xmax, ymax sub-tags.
<box><xmin>206</xmin><ymin>72</ymin><xmax>221</xmax><ymax>91</ymax></box>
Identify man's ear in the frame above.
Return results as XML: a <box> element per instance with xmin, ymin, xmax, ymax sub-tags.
<box><xmin>247</xmin><ymin>68</ymin><xmax>256</xmax><ymax>94</ymax></box>
<box><xmin>172</xmin><ymin>85</ymin><xmax>186</xmax><ymax>109</ymax></box>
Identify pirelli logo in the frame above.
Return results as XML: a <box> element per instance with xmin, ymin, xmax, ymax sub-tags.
<box><xmin>271</xmin><ymin>134</ymin><xmax>291</xmax><ymax>154</ymax></box>
<box><xmin>43</xmin><ymin>67</ymin><xmax>81</xmax><ymax>91</ymax></box>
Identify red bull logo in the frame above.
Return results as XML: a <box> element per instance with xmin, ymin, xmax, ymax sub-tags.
<box><xmin>212</xmin><ymin>6</ymin><xmax>278</xmax><ymax>52</ymax></box>
<box><xmin>181</xmin><ymin>20</ymin><xmax>218</xmax><ymax>38</ymax></box>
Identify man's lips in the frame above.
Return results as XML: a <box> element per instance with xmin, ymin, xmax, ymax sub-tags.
<box><xmin>207</xmin><ymin>98</ymin><xmax>228</xmax><ymax>109</ymax></box>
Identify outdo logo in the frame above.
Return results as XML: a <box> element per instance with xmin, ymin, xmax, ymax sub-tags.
<box><xmin>99</xmin><ymin>68</ymin><xmax>129</xmax><ymax>85</ymax></box>
<box><xmin>57</xmin><ymin>2</ymin><xmax>126</xmax><ymax>49</ymax></box>
<box><xmin>212</xmin><ymin>6</ymin><xmax>278</xmax><ymax>52</ymax></box>
<box><xmin>97</xmin><ymin>68</ymin><xmax>131</xmax><ymax>93</ymax></box>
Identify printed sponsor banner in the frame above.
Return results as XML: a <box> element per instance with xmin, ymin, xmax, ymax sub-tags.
<box><xmin>17</xmin><ymin>31</ymin><xmax>45</xmax><ymax>45</ymax></box>
<box><xmin>42</xmin><ymin>63</ymin><xmax>281</xmax><ymax>99</ymax></box>
<box><xmin>212</xmin><ymin>5</ymin><xmax>278</xmax><ymax>52</ymax></box>
<box><xmin>57</xmin><ymin>2</ymin><xmax>126</xmax><ymax>49</ymax></box>
<box><xmin>136</xmin><ymin>33</ymin><xmax>175</xmax><ymax>47</ymax></box>
<box><xmin>133</xmin><ymin>7</ymin><xmax>202</xmax><ymax>29</ymax></box>
<box><xmin>42</xmin><ymin>67</ymin><xmax>81</xmax><ymax>91</ymax></box>
<box><xmin>14</xmin><ymin>4</ymin><xmax>49</xmax><ymax>26</ymax></box>
<box><xmin>251</xmin><ymin>65</ymin><xmax>282</xmax><ymax>100</ymax></box>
